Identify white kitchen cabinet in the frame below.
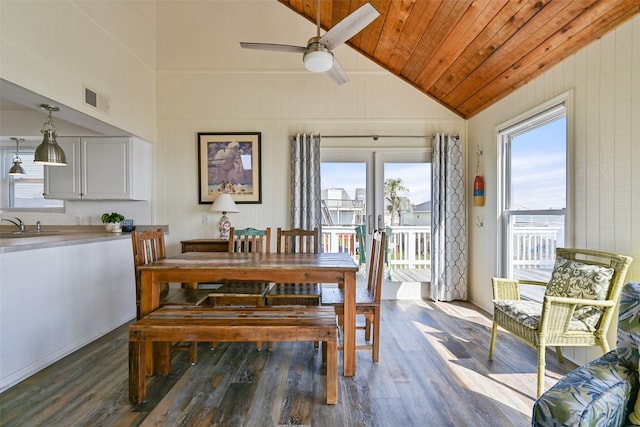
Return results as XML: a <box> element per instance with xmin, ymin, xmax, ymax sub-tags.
<box><xmin>44</xmin><ymin>136</ymin><xmax>151</xmax><ymax>200</ymax></box>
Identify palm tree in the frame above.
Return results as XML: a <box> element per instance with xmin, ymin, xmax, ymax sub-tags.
<box><xmin>384</xmin><ymin>178</ymin><xmax>408</xmax><ymax>226</ymax></box>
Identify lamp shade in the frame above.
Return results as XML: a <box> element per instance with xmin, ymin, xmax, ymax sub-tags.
<box><xmin>8</xmin><ymin>137</ymin><xmax>26</xmax><ymax>176</ymax></box>
<box><xmin>34</xmin><ymin>131</ymin><xmax>67</xmax><ymax>166</ymax></box>
<box><xmin>9</xmin><ymin>159</ymin><xmax>26</xmax><ymax>176</ymax></box>
<box><xmin>209</xmin><ymin>193</ymin><xmax>239</xmax><ymax>214</ymax></box>
<box><xmin>35</xmin><ymin>105</ymin><xmax>67</xmax><ymax>166</ymax></box>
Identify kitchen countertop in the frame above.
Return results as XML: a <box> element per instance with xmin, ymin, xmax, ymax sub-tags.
<box><xmin>0</xmin><ymin>225</ymin><xmax>168</xmax><ymax>254</ymax></box>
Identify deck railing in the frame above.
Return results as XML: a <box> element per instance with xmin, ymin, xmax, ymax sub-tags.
<box><xmin>322</xmin><ymin>225</ymin><xmax>562</xmax><ymax>274</ymax></box>
<box><xmin>322</xmin><ymin>226</ymin><xmax>432</xmax><ymax>269</ymax></box>
<box><xmin>512</xmin><ymin>226</ymin><xmax>563</xmax><ymax>270</ymax></box>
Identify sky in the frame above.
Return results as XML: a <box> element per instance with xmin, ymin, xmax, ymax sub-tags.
<box><xmin>321</xmin><ymin>162</ymin><xmax>431</xmax><ymax>207</ymax></box>
<box><xmin>320</xmin><ymin>116</ymin><xmax>566</xmax><ymax>210</ymax></box>
<box><xmin>510</xmin><ymin>117</ymin><xmax>566</xmax><ymax>210</ymax></box>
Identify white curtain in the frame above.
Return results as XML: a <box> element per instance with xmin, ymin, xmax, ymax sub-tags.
<box><xmin>431</xmin><ymin>134</ymin><xmax>467</xmax><ymax>301</ymax></box>
<box><xmin>290</xmin><ymin>134</ymin><xmax>322</xmax><ymax>233</ymax></box>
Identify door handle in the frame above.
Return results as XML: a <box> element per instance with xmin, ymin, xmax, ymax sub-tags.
<box><xmin>368</xmin><ymin>215</ymin><xmax>373</xmax><ymax>234</ymax></box>
<box><xmin>377</xmin><ymin>214</ymin><xmax>383</xmax><ymax>230</ymax></box>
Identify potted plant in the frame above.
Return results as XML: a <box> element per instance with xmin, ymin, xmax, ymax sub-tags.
<box><xmin>101</xmin><ymin>212</ymin><xmax>125</xmax><ymax>232</ymax></box>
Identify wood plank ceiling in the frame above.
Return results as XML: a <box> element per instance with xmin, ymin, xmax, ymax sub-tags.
<box><xmin>277</xmin><ymin>0</ymin><xmax>640</xmax><ymax>118</ymax></box>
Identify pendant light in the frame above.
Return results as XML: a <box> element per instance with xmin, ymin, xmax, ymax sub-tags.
<box><xmin>8</xmin><ymin>137</ymin><xmax>26</xmax><ymax>177</ymax></box>
<box><xmin>34</xmin><ymin>104</ymin><xmax>67</xmax><ymax>166</ymax></box>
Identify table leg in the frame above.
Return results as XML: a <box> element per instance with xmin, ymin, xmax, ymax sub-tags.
<box><xmin>140</xmin><ymin>271</ymin><xmax>160</xmax><ymax>375</ymax></box>
<box><xmin>342</xmin><ymin>271</ymin><xmax>356</xmax><ymax>377</ymax></box>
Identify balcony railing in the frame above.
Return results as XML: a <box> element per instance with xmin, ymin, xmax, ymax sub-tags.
<box><xmin>322</xmin><ymin>225</ymin><xmax>562</xmax><ymax>281</ymax></box>
<box><xmin>321</xmin><ymin>226</ymin><xmax>432</xmax><ymax>270</ymax></box>
<box><xmin>512</xmin><ymin>226</ymin><xmax>563</xmax><ymax>270</ymax></box>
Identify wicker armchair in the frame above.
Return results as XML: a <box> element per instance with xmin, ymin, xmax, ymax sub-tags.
<box><xmin>489</xmin><ymin>248</ymin><xmax>633</xmax><ymax>397</ymax></box>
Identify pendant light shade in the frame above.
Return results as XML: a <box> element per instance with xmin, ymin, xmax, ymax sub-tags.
<box><xmin>34</xmin><ymin>104</ymin><xmax>67</xmax><ymax>166</ymax></box>
<box><xmin>8</xmin><ymin>137</ymin><xmax>26</xmax><ymax>177</ymax></box>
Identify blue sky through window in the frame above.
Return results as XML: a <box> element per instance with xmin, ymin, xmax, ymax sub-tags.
<box><xmin>321</xmin><ymin>162</ymin><xmax>431</xmax><ymax>207</ymax></box>
<box><xmin>510</xmin><ymin>117</ymin><xmax>566</xmax><ymax>210</ymax></box>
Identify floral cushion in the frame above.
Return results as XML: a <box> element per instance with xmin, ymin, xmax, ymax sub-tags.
<box><xmin>627</xmin><ymin>346</ymin><xmax>640</xmax><ymax>425</ymax></box>
<box><xmin>494</xmin><ymin>300</ymin><xmax>590</xmax><ymax>332</ymax></box>
<box><xmin>532</xmin><ymin>350</ymin><xmax>638</xmax><ymax>427</ymax></box>
<box><xmin>545</xmin><ymin>257</ymin><xmax>615</xmax><ymax>329</ymax></box>
<box><xmin>617</xmin><ymin>282</ymin><xmax>640</xmax><ymax>368</ymax></box>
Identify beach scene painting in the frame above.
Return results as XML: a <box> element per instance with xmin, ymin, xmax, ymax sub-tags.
<box><xmin>198</xmin><ymin>132</ymin><xmax>261</xmax><ymax>204</ymax></box>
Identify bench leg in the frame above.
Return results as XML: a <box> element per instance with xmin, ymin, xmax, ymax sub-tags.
<box><xmin>129</xmin><ymin>340</ymin><xmax>146</xmax><ymax>404</ymax></box>
<box><xmin>154</xmin><ymin>342</ymin><xmax>172</xmax><ymax>376</ymax></box>
<box><xmin>326</xmin><ymin>338</ymin><xmax>337</xmax><ymax>404</ymax></box>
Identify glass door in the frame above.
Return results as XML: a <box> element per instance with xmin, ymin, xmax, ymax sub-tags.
<box><xmin>321</xmin><ymin>149</ymin><xmax>430</xmax><ymax>283</ymax></box>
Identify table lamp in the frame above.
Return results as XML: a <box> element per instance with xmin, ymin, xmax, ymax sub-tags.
<box><xmin>209</xmin><ymin>193</ymin><xmax>239</xmax><ymax>239</ymax></box>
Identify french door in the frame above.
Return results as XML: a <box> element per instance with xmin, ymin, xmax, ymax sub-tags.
<box><xmin>321</xmin><ymin>149</ymin><xmax>430</xmax><ymax>282</ymax></box>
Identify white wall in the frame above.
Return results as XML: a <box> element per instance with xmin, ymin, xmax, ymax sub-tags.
<box><xmin>0</xmin><ymin>0</ymin><xmax>157</xmax><ymax>141</ymax></box>
<box><xmin>467</xmin><ymin>15</ymin><xmax>639</xmax><ymax>364</ymax></box>
<box><xmin>155</xmin><ymin>1</ymin><xmax>464</xmax><ymax>255</ymax></box>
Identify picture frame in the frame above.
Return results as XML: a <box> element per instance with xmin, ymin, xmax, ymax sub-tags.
<box><xmin>198</xmin><ymin>132</ymin><xmax>262</xmax><ymax>204</ymax></box>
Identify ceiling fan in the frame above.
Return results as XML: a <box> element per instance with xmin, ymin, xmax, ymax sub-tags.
<box><xmin>240</xmin><ymin>1</ymin><xmax>380</xmax><ymax>85</ymax></box>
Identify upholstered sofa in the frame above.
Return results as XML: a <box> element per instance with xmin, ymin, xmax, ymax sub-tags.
<box><xmin>532</xmin><ymin>282</ymin><xmax>640</xmax><ymax>426</ymax></box>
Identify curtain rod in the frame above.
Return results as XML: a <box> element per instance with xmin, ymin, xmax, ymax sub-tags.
<box><xmin>318</xmin><ymin>134</ymin><xmax>459</xmax><ymax>140</ymax></box>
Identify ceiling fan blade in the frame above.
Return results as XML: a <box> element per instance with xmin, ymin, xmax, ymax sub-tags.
<box><xmin>239</xmin><ymin>42</ymin><xmax>306</xmax><ymax>53</ymax></box>
<box><xmin>319</xmin><ymin>3</ymin><xmax>380</xmax><ymax>51</ymax></box>
<box><xmin>326</xmin><ymin>57</ymin><xmax>348</xmax><ymax>85</ymax></box>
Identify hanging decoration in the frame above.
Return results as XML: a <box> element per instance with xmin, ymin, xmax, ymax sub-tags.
<box><xmin>473</xmin><ymin>146</ymin><xmax>484</xmax><ymax>206</ymax></box>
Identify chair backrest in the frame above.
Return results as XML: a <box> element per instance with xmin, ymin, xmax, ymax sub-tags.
<box><xmin>277</xmin><ymin>227</ymin><xmax>319</xmax><ymax>254</ymax></box>
<box><xmin>355</xmin><ymin>224</ymin><xmax>366</xmax><ymax>267</ymax></box>
<box><xmin>546</xmin><ymin>248</ymin><xmax>633</xmax><ymax>330</ymax></box>
<box><xmin>131</xmin><ymin>229</ymin><xmax>166</xmax><ymax>319</ymax></box>
<box><xmin>131</xmin><ymin>228</ymin><xmax>166</xmax><ymax>268</ymax></box>
<box><xmin>228</xmin><ymin>227</ymin><xmax>271</xmax><ymax>253</ymax></box>
<box><xmin>367</xmin><ymin>230</ymin><xmax>386</xmax><ymax>303</ymax></box>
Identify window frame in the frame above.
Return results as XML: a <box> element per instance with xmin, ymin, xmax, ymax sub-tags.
<box><xmin>1</xmin><ymin>144</ymin><xmax>64</xmax><ymax>212</ymax></box>
<box><xmin>496</xmin><ymin>92</ymin><xmax>573</xmax><ymax>279</ymax></box>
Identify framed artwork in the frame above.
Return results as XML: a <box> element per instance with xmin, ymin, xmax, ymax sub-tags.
<box><xmin>198</xmin><ymin>132</ymin><xmax>262</xmax><ymax>204</ymax></box>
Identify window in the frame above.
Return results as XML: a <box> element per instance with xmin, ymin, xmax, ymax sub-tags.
<box><xmin>498</xmin><ymin>100</ymin><xmax>567</xmax><ymax>284</ymax></box>
<box><xmin>1</xmin><ymin>147</ymin><xmax>63</xmax><ymax>211</ymax></box>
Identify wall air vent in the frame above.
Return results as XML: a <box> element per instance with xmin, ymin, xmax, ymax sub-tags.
<box><xmin>83</xmin><ymin>86</ymin><xmax>110</xmax><ymax>114</ymax></box>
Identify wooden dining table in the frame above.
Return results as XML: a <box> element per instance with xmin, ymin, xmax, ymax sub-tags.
<box><xmin>137</xmin><ymin>251</ymin><xmax>360</xmax><ymax>376</ymax></box>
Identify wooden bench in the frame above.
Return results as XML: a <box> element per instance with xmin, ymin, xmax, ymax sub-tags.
<box><xmin>129</xmin><ymin>305</ymin><xmax>338</xmax><ymax>404</ymax></box>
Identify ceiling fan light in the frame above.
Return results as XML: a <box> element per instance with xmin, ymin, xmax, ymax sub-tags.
<box><xmin>303</xmin><ymin>48</ymin><xmax>334</xmax><ymax>73</ymax></box>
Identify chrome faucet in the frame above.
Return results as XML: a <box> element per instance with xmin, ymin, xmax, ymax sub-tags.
<box><xmin>1</xmin><ymin>217</ymin><xmax>25</xmax><ymax>232</ymax></box>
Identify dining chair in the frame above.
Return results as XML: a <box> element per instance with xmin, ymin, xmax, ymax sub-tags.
<box><xmin>265</xmin><ymin>227</ymin><xmax>321</xmax><ymax>350</ymax></box>
<box><xmin>321</xmin><ymin>229</ymin><xmax>386</xmax><ymax>362</ymax></box>
<box><xmin>265</xmin><ymin>227</ymin><xmax>321</xmax><ymax>306</ymax></box>
<box><xmin>490</xmin><ymin>247</ymin><xmax>633</xmax><ymax>397</ymax></box>
<box><xmin>131</xmin><ymin>229</ymin><xmax>209</xmax><ymax>363</ymax></box>
<box><xmin>206</xmin><ymin>227</ymin><xmax>272</xmax><ymax>349</ymax></box>
<box><xmin>355</xmin><ymin>224</ymin><xmax>367</xmax><ymax>269</ymax></box>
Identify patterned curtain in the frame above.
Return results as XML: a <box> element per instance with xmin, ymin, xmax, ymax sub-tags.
<box><xmin>431</xmin><ymin>134</ymin><xmax>467</xmax><ymax>301</ymax></box>
<box><xmin>290</xmin><ymin>134</ymin><xmax>322</xmax><ymax>234</ymax></box>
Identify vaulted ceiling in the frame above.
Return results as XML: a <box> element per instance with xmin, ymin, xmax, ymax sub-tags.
<box><xmin>277</xmin><ymin>0</ymin><xmax>640</xmax><ymax>119</ymax></box>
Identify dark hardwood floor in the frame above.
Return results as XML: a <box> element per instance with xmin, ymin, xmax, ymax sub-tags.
<box><xmin>0</xmin><ymin>300</ymin><xmax>576</xmax><ymax>426</ymax></box>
